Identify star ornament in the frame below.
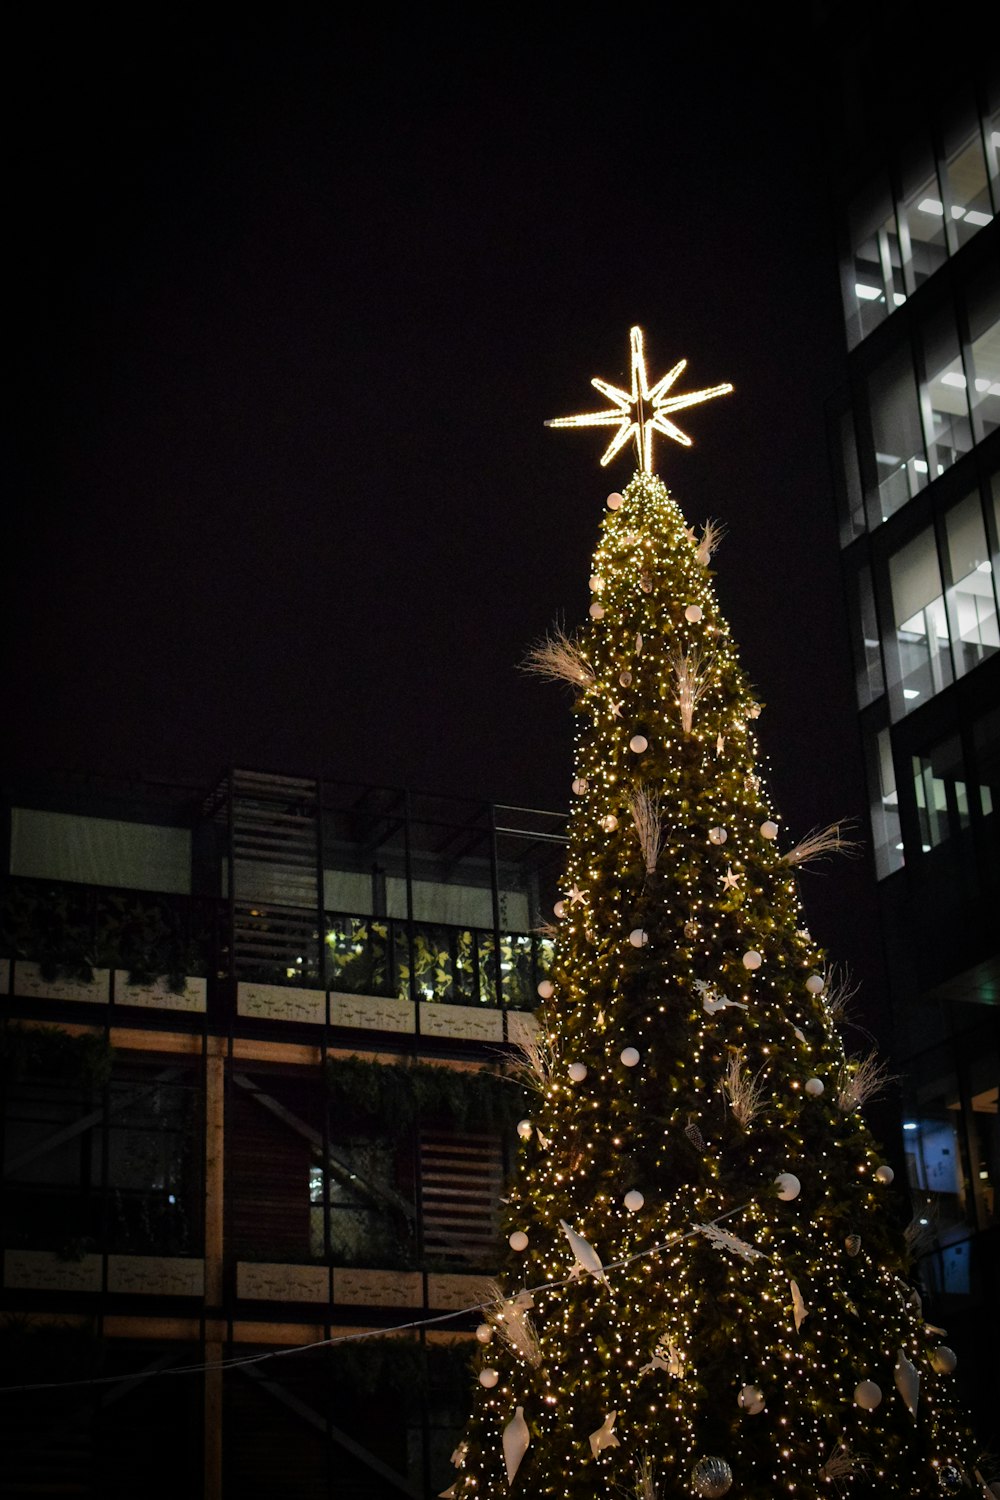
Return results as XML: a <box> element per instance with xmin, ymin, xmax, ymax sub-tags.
<box><xmin>545</xmin><ymin>326</ymin><xmax>733</xmax><ymax>473</ymax></box>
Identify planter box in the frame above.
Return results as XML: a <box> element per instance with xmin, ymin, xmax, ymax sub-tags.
<box><xmin>333</xmin><ymin>1267</ymin><xmax>424</xmax><ymax>1308</ymax></box>
<box><xmin>114</xmin><ymin>972</ymin><xmax>207</xmax><ymax>1013</ymax></box>
<box><xmin>107</xmin><ymin>1255</ymin><xmax>204</xmax><ymax>1296</ymax></box>
<box><xmin>238</xmin><ymin>982</ymin><xmax>326</xmax><ymax>1025</ymax></box>
<box><xmin>13</xmin><ymin>962</ymin><xmax>111</xmax><ymax>1005</ymax></box>
<box><xmin>237</xmin><ymin>1261</ymin><xmax>330</xmax><ymax>1303</ymax></box>
<box><xmin>329</xmin><ymin>991</ymin><xmax>416</xmax><ymax>1034</ymax></box>
<box><xmin>419</xmin><ymin>1002</ymin><xmax>503</xmax><ymax>1043</ymax></box>
<box><xmin>3</xmin><ymin>1249</ymin><xmax>102</xmax><ymax>1293</ymax></box>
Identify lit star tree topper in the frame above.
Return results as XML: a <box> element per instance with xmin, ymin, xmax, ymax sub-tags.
<box><xmin>544</xmin><ymin>325</ymin><xmax>733</xmax><ymax>472</ymax></box>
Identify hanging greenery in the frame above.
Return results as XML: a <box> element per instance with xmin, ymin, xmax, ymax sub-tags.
<box><xmin>322</xmin><ymin>1335</ymin><xmax>472</xmax><ymax>1398</ymax></box>
<box><xmin>324</xmin><ymin>1053</ymin><xmax>525</xmax><ymax>1134</ymax></box>
<box><xmin>0</xmin><ymin>1022</ymin><xmax>115</xmax><ymax>1089</ymax></box>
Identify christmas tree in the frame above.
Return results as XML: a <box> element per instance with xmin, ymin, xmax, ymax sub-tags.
<box><xmin>449</xmin><ymin>330</ymin><xmax>983</xmax><ymax>1499</ymax></box>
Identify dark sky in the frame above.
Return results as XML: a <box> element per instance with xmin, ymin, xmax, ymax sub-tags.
<box><xmin>6</xmin><ymin>9</ymin><xmax>886</xmax><ymax>1008</ymax></box>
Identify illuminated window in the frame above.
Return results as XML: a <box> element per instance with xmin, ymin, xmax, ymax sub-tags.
<box><xmin>868</xmin><ymin>345</ymin><xmax>926</xmax><ymax>523</ymax></box>
<box><xmin>944</xmin><ymin>493</ymin><xmax>999</xmax><ymax>677</ymax></box>
<box><xmin>888</xmin><ymin>527</ymin><xmax>953</xmax><ymax>713</ymax></box>
<box><xmin>966</xmin><ymin>270</ymin><xmax>1000</xmax><ymax>447</ymax></box>
<box><xmin>918</xmin><ymin>303</ymin><xmax>973</xmax><ymax>479</ymax></box>
<box><xmin>912</xmin><ymin>736</ymin><xmax>970</xmax><ymax>851</ymax></box>
<box><xmin>869</xmin><ymin>727</ymin><xmax>903</xmax><ymax>878</ymax></box>
<box><xmin>843</xmin><ymin>178</ymin><xmax>904</xmax><ymax>348</ymax></box>
<box><xmin>897</xmin><ymin>141</ymin><xmax>948</xmax><ymax>294</ymax></box>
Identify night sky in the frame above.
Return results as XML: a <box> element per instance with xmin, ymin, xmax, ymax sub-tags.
<box><xmin>7</xmin><ymin>11</ymin><xmax>887</xmax><ymax>1014</ymax></box>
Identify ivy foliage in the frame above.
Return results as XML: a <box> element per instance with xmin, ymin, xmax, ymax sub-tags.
<box><xmin>325</xmin><ymin>1053</ymin><xmax>525</xmax><ymax>1134</ymax></box>
<box><xmin>0</xmin><ymin>1022</ymin><xmax>115</xmax><ymax>1089</ymax></box>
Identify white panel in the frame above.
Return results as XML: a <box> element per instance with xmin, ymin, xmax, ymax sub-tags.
<box><xmin>333</xmin><ymin>1267</ymin><xmax>424</xmax><ymax>1307</ymax></box>
<box><xmin>4</xmin><ymin>1250</ymin><xmax>102</xmax><ymax>1292</ymax></box>
<box><xmin>14</xmin><ymin>963</ymin><xmax>111</xmax><ymax>1005</ymax></box>
<box><xmin>107</xmin><ymin>1255</ymin><xmax>204</xmax><ymax>1296</ymax></box>
<box><xmin>237</xmin><ymin>1261</ymin><xmax>330</xmax><ymax>1303</ymax></box>
<box><xmin>10</xmin><ymin>809</ymin><xmax>191</xmax><ymax>894</ymax></box>
<box><xmin>419</xmin><ymin>1003</ymin><xmax>503</xmax><ymax>1043</ymax></box>
<box><xmin>114</xmin><ymin>973</ymin><xmax>207</xmax><ymax>1012</ymax></box>
<box><xmin>323</xmin><ymin>869</ymin><xmax>374</xmax><ymax>914</ymax></box>
<box><xmin>329</xmin><ymin>991</ymin><xmax>415</xmax><ymax>1033</ymax></box>
<box><xmin>425</xmin><ymin>1272</ymin><xmax>493</xmax><ymax>1311</ymax></box>
<box><xmin>237</xmin><ymin>983</ymin><xmax>326</xmax><ymax>1024</ymax></box>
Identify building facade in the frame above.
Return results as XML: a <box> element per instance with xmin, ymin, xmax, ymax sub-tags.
<box><xmin>826</xmin><ymin>48</ymin><xmax>999</xmax><ymax>1429</ymax></box>
<box><xmin>0</xmin><ymin>770</ymin><xmax>565</xmax><ymax>1498</ymax></box>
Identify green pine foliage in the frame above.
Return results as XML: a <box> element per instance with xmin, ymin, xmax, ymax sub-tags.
<box><xmin>453</xmin><ymin>473</ymin><xmax>979</xmax><ymax>1498</ymax></box>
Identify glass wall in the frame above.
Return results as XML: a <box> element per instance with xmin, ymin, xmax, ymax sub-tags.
<box><xmin>944</xmin><ymin>491</ymin><xmax>1000</xmax><ymax>675</ymax></box>
<box><xmin>887</xmin><ymin>525</ymin><xmax>953</xmax><ymax>713</ymax></box>
<box><xmin>867</xmin><ymin>343</ymin><xmax>927</xmax><ymax>523</ymax></box>
<box><xmin>912</xmin><ymin>735</ymin><xmax>970</xmax><ymax>852</ymax></box>
<box><xmin>841</xmin><ymin>100</ymin><xmax>996</xmax><ymax>351</ymax></box>
<box><xmin>846</xmin><ymin>560</ymin><xmax>885</xmax><ymax>706</ymax></box>
<box><xmin>868</xmin><ymin>724</ymin><xmax>904</xmax><ymax>878</ymax></box>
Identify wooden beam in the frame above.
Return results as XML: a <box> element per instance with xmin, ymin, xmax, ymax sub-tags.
<box><xmin>204</xmin><ymin>1042</ymin><xmax>225</xmax><ymax>1307</ymax></box>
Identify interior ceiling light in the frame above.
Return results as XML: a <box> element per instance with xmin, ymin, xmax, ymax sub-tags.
<box><xmin>903</xmin><ymin>689</ymin><xmax>921</xmax><ymax>699</ymax></box>
<box><xmin>855</xmin><ymin>282</ymin><xmax>882</xmax><ymax>301</ymax></box>
<box><xmin>965</xmin><ymin>209</ymin><xmax>993</xmax><ymax>227</ymax></box>
<box><xmin>917</xmin><ymin>197</ymin><xmax>944</xmax><ymax>216</ymax></box>
<box><xmin>941</xmin><ymin>372</ymin><xmax>967</xmax><ymax>387</ymax></box>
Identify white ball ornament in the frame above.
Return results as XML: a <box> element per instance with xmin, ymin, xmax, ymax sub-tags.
<box><xmin>623</xmin><ymin>1189</ymin><xmax>645</xmax><ymax>1213</ymax></box>
<box><xmin>629</xmin><ymin>734</ymin><xmax>649</xmax><ymax>754</ymax></box>
<box><xmin>929</xmin><ymin>1345</ymin><xmax>958</xmax><ymax>1374</ymax></box>
<box><xmin>760</xmin><ymin>820</ymin><xmax>779</xmax><ymax>840</ymax></box>
<box><xmin>804</xmin><ymin>1077</ymin><xmax>825</xmax><ymax>1097</ymax></box>
<box><xmin>628</xmin><ymin>928</ymin><xmax>649</xmax><ymax>948</ymax></box>
<box><xmin>475</xmin><ymin>1323</ymin><xmax>493</xmax><ymax>1344</ymax></box>
<box><xmin>684</xmin><ymin>604</ymin><xmax>703</xmax><ymax>623</ymax></box>
<box><xmin>601</xmin><ymin>814</ymin><xmax>619</xmax><ymax>832</ymax></box>
<box><xmin>606</xmin><ymin>492</ymin><xmax>623</xmax><ymax>510</ymax></box>
<box><xmin>854</xmin><ymin>1379</ymin><xmax>882</xmax><ymax>1410</ymax></box>
<box><xmin>568</xmin><ymin>1062</ymin><xmax>588</xmax><ymax>1083</ymax></box>
<box><xmin>691</xmin><ymin>1456</ymin><xmax>733</xmax><ymax>1497</ymax></box>
<box><xmin>508</xmin><ymin>1230</ymin><xmax>529</xmax><ymax>1252</ymax></box>
<box><xmin>537</xmin><ymin>979</ymin><xmax>554</xmax><ymax>1000</ymax></box>
<box><xmin>516</xmin><ymin>1120</ymin><xmax>533</xmax><ymax>1140</ymax></box>
<box><xmin>775</xmin><ymin>1172</ymin><xmax>801</xmax><ymax>1201</ymax></box>
<box><xmin>479</xmin><ymin>1368</ymin><xmax>499</xmax><ymax>1388</ymax></box>
<box><xmin>553</xmin><ymin>900</ymin><xmax>566</xmax><ymax>919</ymax></box>
<box><xmin>620</xmin><ymin>1047</ymin><xmax>640</xmax><ymax>1068</ymax></box>
<box><xmin>589</xmin><ymin>575</ymin><xmax>604</xmax><ymax>593</ymax></box>
<box><xmin>875</xmin><ymin>1164</ymin><xmax>894</xmax><ymax>1184</ymax></box>
<box><xmin>737</xmin><ymin>1384</ymin><xmax>765</xmax><ymax>1415</ymax></box>
<box><xmin>708</xmin><ymin>826</ymin><xmax>728</xmax><ymax>845</ymax></box>
<box><xmin>619</xmin><ymin>670</ymin><xmax>632</xmax><ymax>686</ymax></box>
<box><xmin>805</xmin><ymin>973</ymin><xmax>825</xmax><ymax>994</ymax></box>
<box><xmin>572</xmin><ymin>777</ymin><xmax>588</xmax><ymax>795</ymax></box>
<box><xmin>742</xmin><ymin>949</ymin><xmax>762</xmax><ymax>970</ymax></box>
<box><xmin>589</xmin><ymin>602</ymin><xmax>605</xmax><ymax>619</ymax></box>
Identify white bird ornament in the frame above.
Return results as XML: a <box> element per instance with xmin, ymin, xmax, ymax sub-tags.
<box><xmin>559</xmin><ymin>1220</ymin><xmax>609</xmax><ymax>1285</ymax></box>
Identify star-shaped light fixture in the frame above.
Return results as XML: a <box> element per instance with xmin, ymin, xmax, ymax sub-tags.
<box><xmin>545</xmin><ymin>326</ymin><xmax>732</xmax><ymax>472</ymax></box>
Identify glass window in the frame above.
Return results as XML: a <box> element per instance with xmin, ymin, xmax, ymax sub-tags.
<box><xmin>843</xmin><ymin>178</ymin><xmax>904</xmax><ymax>347</ymax></box>
<box><xmin>897</xmin><ymin>141</ymin><xmax>948</xmax><ymax>293</ymax></box>
<box><xmin>835</xmin><ymin>406</ymin><xmax>866</xmax><ymax>542</ymax></box>
<box><xmin>985</xmin><ymin>113</ymin><xmax>1000</xmax><ymax>201</ymax></box>
<box><xmin>847</xmin><ymin>562</ymin><xmax>885</xmax><ymax>705</ymax></box>
<box><xmin>918</xmin><ymin>303</ymin><xmax>974</xmax><ymax>480</ymax></box>
<box><xmin>940</xmin><ymin>129</ymin><xmax>994</xmax><ymax>250</ymax></box>
<box><xmin>944</xmin><ymin>493</ymin><xmax>999</xmax><ymax>676</ymax></box>
<box><xmin>970</xmin><ymin>705</ymin><xmax>1000</xmax><ymax>823</ymax></box>
<box><xmin>912</xmin><ymin>735</ymin><xmax>970</xmax><ymax>851</ymax></box>
<box><xmin>965</xmin><ymin>269</ymin><xmax>1000</xmax><ymax>446</ymax></box>
<box><xmin>868</xmin><ymin>343</ymin><xmax>927</xmax><ymax>523</ymax></box>
<box><xmin>904</xmin><ymin>1054</ymin><xmax>976</xmax><ymax>1252</ymax></box>
<box><xmin>888</xmin><ymin>526</ymin><xmax>953</xmax><ymax>711</ymax></box>
<box><xmin>869</xmin><ymin>726</ymin><xmax>904</xmax><ymax>878</ymax></box>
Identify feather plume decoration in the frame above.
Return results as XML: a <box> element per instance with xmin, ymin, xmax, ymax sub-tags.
<box><xmin>628</xmin><ymin>784</ymin><xmax>664</xmax><ymax>873</ymax></box>
<box><xmin>723</xmin><ymin>1048</ymin><xmax>767</xmax><ymax>1129</ymax></box>
<box><xmin>522</xmin><ymin>625</ymin><xmax>595</xmax><ymax>689</ymax></box>
<box><xmin>696</xmin><ymin>518</ymin><xmax>726</xmax><ymax>564</ymax></box>
<box><xmin>822</xmin><ymin>965</ymin><xmax>860</xmax><ymax>1023</ymax></box>
<box><xmin>487</xmin><ymin>1283</ymin><xmax>542</xmax><ymax>1368</ymax></box>
<box><xmin>634</xmin><ymin>1454</ymin><xmax>658</xmax><ymax>1500</ymax></box>
<box><xmin>669</xmin><ymin>645</ymin><xmax>712</xmax><ymax>733</ymax></box>
<box><xmin>781</xmin><ymin>821</ymin><xmax>861</xmax><ymax>868</ymax></box>
<box><xmin>837</xmin><ymin>1050</ymin><xmax>896</xmax><ymax>1113</ymax></box>
<box><xmin>819</xmin><ymin>1441</ymin><xmax>869</xmax><ymax>1486</ymax></box>
<box><xmin>508</xmin><ymin>1029</ymin><xmax>559</xmax><ymax>1094</ymax></box>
